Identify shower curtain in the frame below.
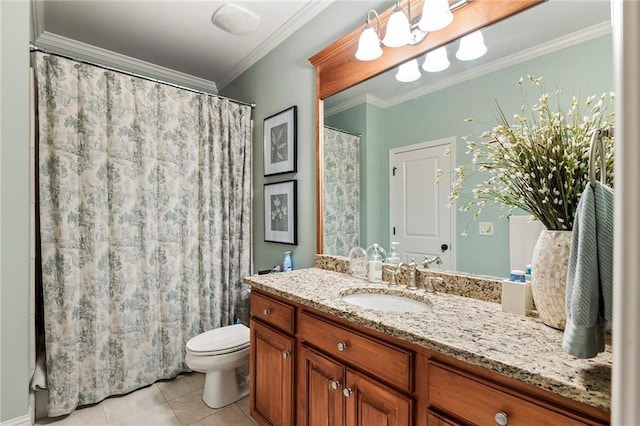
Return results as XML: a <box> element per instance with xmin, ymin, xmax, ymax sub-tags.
<box><xmin>323</xmin><ymin>126</ymin><xmax>360</xmax><ymax>256</ymax></box>
<box><xmin>35</xmin><ymin>52</ymin><xmax>252</xmax><ymax>416</ymax></box>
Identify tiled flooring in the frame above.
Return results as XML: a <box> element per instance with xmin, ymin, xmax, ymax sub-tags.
<box><xmin>35</xmin><ymin>373</ymin><xmax>257</xmax><ymax>426</ymax></box>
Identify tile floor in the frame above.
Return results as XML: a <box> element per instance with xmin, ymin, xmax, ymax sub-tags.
<box><xmin>35</xmin><ymin>373</ymin><xmax>257</xmax><ymax>426</ymax></box>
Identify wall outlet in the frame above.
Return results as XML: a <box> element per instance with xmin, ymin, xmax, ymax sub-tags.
<box><xmin>479</xmin><ymin>222</ymin><xmax>494</xmax><ymax>236</ymax></box>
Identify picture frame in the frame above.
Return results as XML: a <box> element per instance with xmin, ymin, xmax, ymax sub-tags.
<box><xmin>264</xmin><ymin>180</ymin><xmax>297</xmax><ymax>245</ymax></box>
<box><xmin>263</xmin><ymin>106</ymin><xmax>297</xmax><ymax>176</ymax></box>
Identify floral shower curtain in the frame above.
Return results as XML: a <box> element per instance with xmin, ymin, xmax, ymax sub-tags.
<box><xmin>35</xmin><ymin>52</ymin><xmax>252</xmax><ymax>416</ymax></box>
<box><xmin>323</xmin><ymin>126</ymin><xmax>360</xmax><ymax>256</ymax></box>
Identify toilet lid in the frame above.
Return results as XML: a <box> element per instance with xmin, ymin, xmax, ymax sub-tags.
<box><xmin>186</xmin><ymin>324</ymin><xmax>250</xmax><ymax>354</ymax></box>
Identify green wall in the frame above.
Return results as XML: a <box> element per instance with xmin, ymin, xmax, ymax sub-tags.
<box><xmin>0</xmin><ymin>0</ymin><xmax>31</xmax><ymax>422</ymax></box>
<box><xmin>327</xmin><ymin>34</ymin><xmax>613</xmax><ymax>277</ymax></box>
<box><xmin>221</xmin><ymin>2</ymin><xmax>387</xmax><ymax>271</ymax></box>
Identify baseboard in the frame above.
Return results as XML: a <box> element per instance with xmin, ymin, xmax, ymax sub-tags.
<box><xmin>0</xmin><ymin>415</ymin><xmax>31</xmax><ymax>426</ymax></box>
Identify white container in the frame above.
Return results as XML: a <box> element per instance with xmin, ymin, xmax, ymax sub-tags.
<box><xmin>368</xmin><ymin>258</ymin><xmax>382</xmax><ymax>283</ymax></box>
<box><xmin>501</xmin><ymin>279</ymin><xmax>533</xmax><ymax>316</ymax></box>
<box><xmin>366</xmin><ymin>243</ymin><xmax>385</xmax><ymax>283</ymax></box>
<box><xmin>387</xmin><ymin>242</ymin><xmax>401</xmax><ymax>265</ymax></box>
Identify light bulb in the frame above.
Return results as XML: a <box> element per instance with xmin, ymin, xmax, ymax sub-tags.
<box><xmin>422</xmin><ymin>46</ymin><xmax>450</xmax><ymax>72</ymax></box>
<box><xmin>395</xmin><ymin>59</ymin><xmax>421</xmax><ymax>82</ymax></box>
<box><xmin>418</xmin><ymin>0</ymin><xmax>454</xmax><ymax>32</ymax></box>
<box><xmin>355</xmin><ymin>25</ymin><xmax>383</xmax><ymax>61</ymax></box>
<box><xmin>383</xmin><ymin>6</ymin><xmax>411</xmax><ymax>48</ymax></box>
<box><xmin>455</xmin><ymin>30</ymin><xmax>487</xmax><ymax>61</ymax></box>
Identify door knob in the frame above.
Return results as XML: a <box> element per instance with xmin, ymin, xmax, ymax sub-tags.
<box><xmin>263</xmin><ymin>308</ymin><xmax>271</xmax><ymax>315</ymax></box>
<box><xmin>342</xmin><ymin>388</ymin><xmax>352</xmax><ymax>397</ymax></box>
<box><xmin>282</xmin><ymin>351</ymin><xmax>289</xmax><ymax>359</ymax></box>
<box><xmin>441</xmin><ymin>243</ymin><xmax>449</xmax><ymax>252</ymax></box>
<box><xmin>337</xmin><ymin>342</ymin><xmax>347</xmax><ymax>352</ymax></box>
<box><xmin>330</xmin><ymin>380</ymin><xmax>341</xmax><ymax>390</ymax></box>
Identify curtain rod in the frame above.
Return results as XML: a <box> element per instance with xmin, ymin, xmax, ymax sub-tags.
<box><xmin>29</xmin><ymin>44</ymin><xmax>256</xmax><ymax>109</ymax></box>
<box><xmin>323</xmin><ymin>125</ymin><xmax>361</xmax><ymax>138</ymax></box>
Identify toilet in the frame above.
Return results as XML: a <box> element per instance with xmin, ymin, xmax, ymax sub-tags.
<box><xmin>185</xmin><ymin>323</ymin><xmax>250</xmax><ymax>408</ymax></box>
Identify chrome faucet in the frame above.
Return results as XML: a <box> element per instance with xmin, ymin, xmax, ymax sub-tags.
<box><xmin>398</xmin><ymin>258</ymin><xmax>418</xmax><ymax>290</ymax></box>
<box><xmin>423</xmin><ymin>255</ymin><xmax>442</xmax><ymax>269</ymax></box>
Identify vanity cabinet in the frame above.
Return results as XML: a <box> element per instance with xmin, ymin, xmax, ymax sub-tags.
<box><xmin>249</xmin><ymin>288</ymin><xmax>609</xmax><ymax>426</ymax></box>
<box><xmin>250</xmin><ymin>292</ymin><xmax>295</xmax><ymax>426</ymax></box>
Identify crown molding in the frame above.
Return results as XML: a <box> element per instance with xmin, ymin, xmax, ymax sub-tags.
<box><xmin>332</xmin><ymin>21</ymin><xmax>612</xmax><ymax>112</ymax></box>
<box><xmin>34</xmin><ymin>32</ymin><xmax>218</xmax><ymax>93</ymax></box>
<box><xmin>325</xmin><ymin>93</ymin><xmax>386</xmax><ymax>117</ymax></box>
<box><xmin>217</xmin><ymin>0</ymin><xmax>334</xmax><ymax>89</ymax></box>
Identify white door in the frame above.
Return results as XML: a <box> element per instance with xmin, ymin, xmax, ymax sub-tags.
<box><xmin>389</xmin><ymin>138</ymin><xmax>454</xmax><ymax>269</ymax></box>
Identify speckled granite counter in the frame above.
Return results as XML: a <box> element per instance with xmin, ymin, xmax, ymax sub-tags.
<box><xmin>244</xmin><ymin>267</ymin><xmax>611</xmax><ymax>412</ymax></box>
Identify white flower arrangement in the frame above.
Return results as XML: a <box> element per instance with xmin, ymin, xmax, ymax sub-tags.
<box><xmin>452</xmin><ymin>76</ymin><xmax>615</xmax><ymax>231</ymax></box>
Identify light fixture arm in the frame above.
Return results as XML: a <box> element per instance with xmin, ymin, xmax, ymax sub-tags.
<box><xmin>367</xmin><ymin>9</ymin><xmax>381</xmax><ymax>38</ymax></box>
<box><xmin>399</xmin><ymin>0</ymin><xmax>412</xmax><ymax>22</ymax></box>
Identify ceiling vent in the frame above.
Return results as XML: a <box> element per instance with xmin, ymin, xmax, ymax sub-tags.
<box><xmin>211</xmin><ymin>3</ymin><xmax>260</xmax><ymax>36</ymax></box>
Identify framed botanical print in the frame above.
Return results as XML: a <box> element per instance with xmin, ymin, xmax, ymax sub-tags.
<box><xmin>264</xmin><ymin>180</ymin><xmax>297</xmax><ymax>245</ymax></box>
<box><xmin>263</xmin><ymin>106</ymin><xmax>297</xmax><ymax>176</ymax></box>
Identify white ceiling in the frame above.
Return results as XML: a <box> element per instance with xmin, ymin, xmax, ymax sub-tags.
<box><xmin>34</xmin><ymin>0</ymin><xmax>335</xmax><ymax>90</ymax></box>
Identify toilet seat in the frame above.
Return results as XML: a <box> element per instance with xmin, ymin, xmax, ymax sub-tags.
<box><xmin>186</xmin><ymin>324</ymin><xmax>250</xmax><ymax>356</ymax></box>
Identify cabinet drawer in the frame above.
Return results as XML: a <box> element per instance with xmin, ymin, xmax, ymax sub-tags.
<box><xmin>251</xmin><ymin>291</ymin><xmax>294</xmax><ymax>334</ymax></box>
<box><xmin>428</xmin><ymin>363</ymin><xmax>591</xmax><ymax>425</ymax></box>
<box><xmin>299</xmin><ymin>311</ymin><xmax>413</xmax><ymax>392</ymax></box>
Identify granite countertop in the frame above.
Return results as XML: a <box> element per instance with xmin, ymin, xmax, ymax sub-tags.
<box><xmin>244</xmin><ymin>267</ymin><xmax>611</xmax><ymax>412</ymax></box>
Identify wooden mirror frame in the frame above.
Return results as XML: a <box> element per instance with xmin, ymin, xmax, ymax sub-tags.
<box><xmin>309</xmin><ymin>0</ymin><xmax>544</xmax><ymax>254</ymax></box>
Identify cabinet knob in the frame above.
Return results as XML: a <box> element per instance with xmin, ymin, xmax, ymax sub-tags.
<box><xmin>263</xmin><ymin>308</ymin><xmax>271</xmax><ymax>315</ymax></box>
<box><xmin>337</xmin><ymin>342</ymin><xmax>348</xmax><ymax>352</ymax></box>
<box><xmin>494</xmin><ymin>411</ymin><xmax>509</xmax><ymax>426</ymax></box>
<box><xmin>330</xmin><ymin>380</ymin><xmax>341</xmax><ymax>390</ymax></box>
<box><xmin>342</xmin><ymin>388</ymin><xmax>352</xmax><ymax>397</ymax></box>
<box><xmin>282</xmin><ymin>351</ymin><xmax>289</xmax><ymax>359</ymax></box>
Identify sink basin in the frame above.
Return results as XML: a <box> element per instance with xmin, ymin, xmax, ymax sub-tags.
<box><xmin>341</xmin><ymin>292</ymin><xmax>431</xmax><ymax>312</ymax></box>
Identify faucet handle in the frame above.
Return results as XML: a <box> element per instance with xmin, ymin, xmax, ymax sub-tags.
<box><xmin>425</xmin><ymin>276</ymin><xmax>444</xmax><ymax>293</ymax></box>
<box><xmin>422</xmin><ymin>255</ymin><xmax>443</xmax><ymax>269</ymax></box>
<box><xmin>383</xmin><ymin>267</ymin><xmax>399</xmax><ymax>287</ymax></box>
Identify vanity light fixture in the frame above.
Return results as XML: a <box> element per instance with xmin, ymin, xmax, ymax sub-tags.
<box><xmin>422</xmin><ymin>46</ymin><xmax>450</xmax><ymax>72</ymax></box>
<box><xmin>356</xmin><ymin>0</ymin><xmax>469</xmax><ymax>61</ymax></box>
<box><xmin>395</xmin><ymin>58</ymin><xmax>421</xmax><ymax>82</ymax></box>
<box><xmin>355</xmin><ymin>10</ymin><xmax>383</xmax><ymax>61</ymax></box>
<box><xmin>455</xmin><ymin>30</ymin><xmax>488</xmax><ymax>61</ymax></box>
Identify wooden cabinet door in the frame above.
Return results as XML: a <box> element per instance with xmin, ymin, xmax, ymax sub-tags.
<box><xmin>299</xmin><ymin>345</ymin><xmax>345</xmax><ymax>426</ymax></box>
<box><xmin>250</xmin><ymin>319</ymin><xmax>294</xmax><ymax>426</ymax></box>
<box><xmin>427</xmin><ymin>410</ymin><xmax>464</xmax><ymax>426</ymax></box>
<box><xmin>344</xmin><ymin>369</ymin><xmax>413</xmax><ymax>426</ymax></box>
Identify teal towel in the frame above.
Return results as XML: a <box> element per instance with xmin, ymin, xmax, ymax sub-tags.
<box><xmin>562</xmin><ymin>182</ymin><xmax>614</xmax><ymax>358</ymax></box>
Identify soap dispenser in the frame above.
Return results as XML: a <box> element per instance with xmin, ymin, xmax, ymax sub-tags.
<box><xmin>283</xmin><ymin>251</ymin><xmax>293</xmax><ymax>272</ymax></box>
<box><xmin>366</xmin><ymin>243</ymin><xmax>386</xmax><ymax>283</ymax></box>
<box><xmin>387</xmin><ymin>242</ymin><xmax>401</xmax><ymax>265</ymax></box>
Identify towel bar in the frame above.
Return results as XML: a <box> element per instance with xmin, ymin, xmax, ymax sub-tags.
<box><xmin>588</xmin><ymin>127</ymin><xmax>614</xmax><ymax>188</ymax></box>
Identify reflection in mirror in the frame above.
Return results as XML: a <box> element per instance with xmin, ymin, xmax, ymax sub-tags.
<box><xmin>321</xmin><ymin>1</ymin><xmax>613</xmax><ymax>279</ymax></box>
<box><xmin>322</xmin><ymin>126</ymin><xmax>361</xmax><ymax>256</ymax></box>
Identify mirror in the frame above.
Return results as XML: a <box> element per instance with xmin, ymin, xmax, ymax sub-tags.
<box><xmin>317</xmin><ymin>0</ymin><xmax>613</xmax><ymax>278</ymax></box>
